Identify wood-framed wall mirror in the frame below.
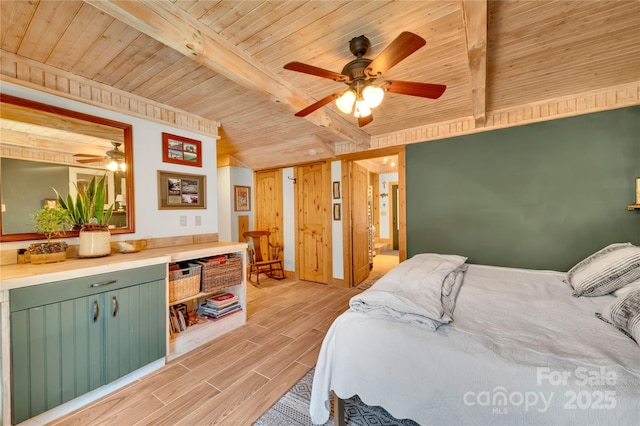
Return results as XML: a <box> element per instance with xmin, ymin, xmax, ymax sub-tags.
<box><xmin>0</xmin><ymin>93</ymin><xmax>135</xmax><ymax>242</ymax></box>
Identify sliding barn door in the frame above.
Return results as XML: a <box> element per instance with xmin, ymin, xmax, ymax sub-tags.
<box><xmin>296</xmin><ymin>163</ymin><xmax>330</xmax><ymax>284</ymax></box>
<box><xmin>351</xmin><ymin>162</ymin><xmax>370</xmax><ymax>285</ymax></box>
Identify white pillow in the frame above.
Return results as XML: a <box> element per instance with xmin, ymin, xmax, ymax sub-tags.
<box><xmin>597</xmin><ymin>287</ymin><xmax>640</xmax><ymax>344</ymax></box>
<box><xmin>566</xmin><ymin>243</ymin><xmax>640</xmax><ymax>297</ymax></box>
<box><xmin>613</xmin><ymin>279</ymin><xmax>640</xmax><ymax>297</ymax></box>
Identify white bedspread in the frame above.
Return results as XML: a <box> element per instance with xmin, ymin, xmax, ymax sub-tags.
<box><xmin>310</xmin><ymin>264</ymin><xmax>640</xmax><ymax>425</ymax></box>
<box><xmin>349</xmin><ymin>253</ymin><xmax>467</xmax><ymax>330</ymax></box>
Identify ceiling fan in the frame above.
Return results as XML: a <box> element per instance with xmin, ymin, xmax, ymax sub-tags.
<box><xmin>284</xmin><ymin>32</ymin><xmax>446</xmax><ymax>127</ymax></box>
<box><xmin>73</xmin><ymin>141</ymin><xmax>125</xmax><ymax>171</ymax></box>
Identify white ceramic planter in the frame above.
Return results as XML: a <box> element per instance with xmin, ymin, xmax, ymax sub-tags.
<box><xmin>78</xmin><ymin>226</ymin><xmax>111</xmax><ymax>258</ymax></box>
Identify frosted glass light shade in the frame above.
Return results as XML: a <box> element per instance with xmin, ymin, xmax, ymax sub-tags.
<box><xmin>353</xmin><ymin>100</ymin><xmax>371</xmax><ymax>118</ymax></box>
<box><xmin>335</xmin><ymin>90</ymin><xmax>356</xmax><ymax>113</ymax></box>
<box><xmin>362</xmin><ymin>85</ymin><xmax>384</xmax><ymax>108</ymax></box>
<box><xmin>106</xmin><ymin>160</ymin><xmax>118</xmax><ymax>171</ymax></box>
<box><xmin>107</xmin><ymin>160</ymin><xmax>126</xmax><ymax>171</ymax></box>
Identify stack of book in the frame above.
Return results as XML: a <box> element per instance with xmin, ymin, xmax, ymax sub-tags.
<box><xmin>169</xmin><ymin>304</ymin><xmax>188</xmax><ymax>334</ymax></box>
<box><xmin>200</xmin><ymin>292</ymin><xmax>241</xmax><ymax>320</ymax></box>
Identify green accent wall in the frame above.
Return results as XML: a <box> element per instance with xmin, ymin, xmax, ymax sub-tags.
<box><xmin>406</xmin><ymin>106</ymin><xmax>640</xmax><ymax>272</ymax></box>
<box><xmin>1</xmin><ymin>158</ymin><xmax>68</xmax><ymax>234</ymax></box>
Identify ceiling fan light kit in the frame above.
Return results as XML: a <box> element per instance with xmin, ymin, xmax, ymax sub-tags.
<box><xmin>362</xmin><ymin>85</ymin><xmax>384</xmax><ymax>108</ymax></box>
<box><xmin>336</xmin><ymin>90</ymin><xmax>356</xmax><ymax>113</ymax></box>
<box><xmin>335</xmin><ymin>82</ymin><xmax>384</xmax><ymax>117</ymax></box>
<box><xmin>74</xmin><ymin>140</ymin><xmax>126</xmax><ymax>171</ymax></box>
<box><xmin>353</xmin><ymin>101</ymin><xmax>371</xmax><ymax>118</ymax></box>
<box><xmin>284</xmin><ymin>32</ymin><xmax>446</xmax><ymax>127</ymax></box>
<box><xmin>106</xmin><ymin>159</ymin><xmax>126</xmax><ymax>172</ymax></box>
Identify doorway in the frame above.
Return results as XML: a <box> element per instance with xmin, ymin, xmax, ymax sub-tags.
<box><xmin>344</xmin><ymin>150</ymin><xmax>404</xmax><ymax>287</ymax></box>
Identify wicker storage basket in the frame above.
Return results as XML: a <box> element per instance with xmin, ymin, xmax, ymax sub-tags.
<box><xmin>169</xmin><ymin>264</ymin><xmax>202</xmax><ymax>302</ymax></box>
<box><xmin>198</xmin><ymin>255</ymin><xmax>242</xmax><ymax>292</ymax></box>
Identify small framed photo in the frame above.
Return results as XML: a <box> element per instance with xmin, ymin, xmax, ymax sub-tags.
<box><xmin>162</xmin><ymin>132</ymin><xmax>202</xmax><ymax>167</ymax></box>
<box><xmin>333</xmin><ymin>181</ymin><xmax>341</xmax><ymax>199</ymax></box>
<box><xmin>234</xmin><ymin>185</ymin><xmax>251</xmax><ymax>211</ymax></box>
<box><xmin>333</xmin><ymin>203</ymin><xmax>341</xmax><ymax>221</ymax></box>
<box><xmin>158</xmin><ymin>170</ymin><xmax>206</xmax><ymax>209</ymax></box>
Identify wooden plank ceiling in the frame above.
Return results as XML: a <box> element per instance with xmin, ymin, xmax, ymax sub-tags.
<box><xmin>1</xmin><ymin>0</ymin><xmax>639</xmax><ymax>170</ymax></box>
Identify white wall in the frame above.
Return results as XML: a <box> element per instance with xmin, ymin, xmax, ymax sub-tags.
<box><xmin>217</xmin><ymin>166</ymin><xmax>253</xmax><ymax>242</ymax></box>
<box><xmin>378</xmin><ymin>172</ymin><xmax>398</xmax><ymax>239</ymax></box>
<box><xmin>1</xmin><ymin>82</ymin><xmax>219</xmax><ymax>249</ymax></box>
<box><xmin>331</xmin><ymin>161</ymin><xmax>343</xmax><ymax>279</ymax></box>
<box><xmin>230</xmin><ymin>167</ymin><xmax>253</xmax><ymax>242</ymax></box>
<box><xmin>217</xmin><ymin>167</ymin><xmax>232</xmax><ymax>241</ymax></box>
<box><xmin>282</xmin><ymin>167</ymin><xmax>295</xmax><ymax>272</ymax></box>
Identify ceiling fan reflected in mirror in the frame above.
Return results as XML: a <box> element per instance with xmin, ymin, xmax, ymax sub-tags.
<box><xmin>73</xmin><ymin>141</ymin><xmax>126</xmax><ymax>171</ymax></box>
<box><xmin>284</xmin><ymin>31</ymin><xmax>446</xmax><ymax>127</ymax></box>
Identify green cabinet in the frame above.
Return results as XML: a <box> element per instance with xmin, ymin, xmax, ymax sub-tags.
<box><xmin>9</xmin><ymin>264</ymin><xmax>166</xmax><ymax>424</ymax></box>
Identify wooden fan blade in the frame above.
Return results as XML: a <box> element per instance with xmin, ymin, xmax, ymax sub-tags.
<box><xmin>385</xmin><ymin>80</ymin><xmax>446</xmax><ymax>99</ymax></box>
<box><xmin>75</xmin><ymin>158</ymin><xmax>104</xmax><ymax>164</ymax></box>
<box><xmin>284</xmin><ymin>62</ymin><xmax>347</xmax><ymax>82</ymax></box>
<box><xmin>367</xmin><ymin>32</ymin><xmax>426</xmax><ymax>77</ymax></box>
<box><xmin>295</xmin><ymin>93</ymin><xmax>342</xmax><ymax>117</ymax></box>
<box><xmin>358</xmin><ymin>113</ymin><xmax>373</xmax><ymax>127</ymax></box>
<box><xmin>73</xmin><ymin>153</ymin><xmax>102</xmax><ymax>158</ymax></box>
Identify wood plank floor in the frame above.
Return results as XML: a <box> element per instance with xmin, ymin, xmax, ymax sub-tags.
<box><xmin>52</xmin><ymin>277</ymin><xmax>364</xmax><ymax>426</ymax></box>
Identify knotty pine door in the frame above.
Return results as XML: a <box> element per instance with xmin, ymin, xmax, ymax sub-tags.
<box><xmin>350</xmin><ymin>161</ymin><xmax>370</xmax><ymax>286</ymax></box>
<box><xmin>254</xmin><ymin>169</ymin><xmax>284</xmax><ymax>259</ymax></box>
<box><xmin>296</xmin><ymin>163</ymin><xmax>331</xmax><ymax>284</ymax></box>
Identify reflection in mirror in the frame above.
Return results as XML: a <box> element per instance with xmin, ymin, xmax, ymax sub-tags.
<box><xmin>0</xmin><ymin>94</ymin><xmax>134</xmax><ymax>242</ymax></box>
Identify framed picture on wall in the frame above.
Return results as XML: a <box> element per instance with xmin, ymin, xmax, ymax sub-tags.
<box><xmin>157</xmin><ymin>170</ymin><xmax>206</xmax><ymax>209</ymax></box>
<box><xmin>234</xmin><ymin>185</ymin><xmax>251</xmax><ymax>211</ymax></box>
<box><xmin>162</xmin><ymin>132</ymin><xmax>202</xmax><ymax>167</ymax></box>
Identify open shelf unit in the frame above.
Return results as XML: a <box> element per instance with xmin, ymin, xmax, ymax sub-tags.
<box><xmin>166</xmin><ymin>242</ymin><xmax>247</xmax><ymax>360</ymax></box>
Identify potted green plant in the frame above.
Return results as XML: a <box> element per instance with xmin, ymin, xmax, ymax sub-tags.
<box><xmin>55</xmin><ymin>175</ymin><xmax>115</xmax><ymax>258</ymax></box>
<box><xmin>29</xmin><ymin>204</ymin><xmax>73</xmax><ymax>264</ymax></box>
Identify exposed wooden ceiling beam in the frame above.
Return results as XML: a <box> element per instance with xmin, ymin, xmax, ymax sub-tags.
<box><xmin>283</xmin><ymin>134</ymin><xmax>336</xmax><ymax>159</ymax></box>
<box><xmin>85</xmin><ymin>0</ymin><xmax>370</xmax><ymax>148</ymax></box>
<box><xmin>312</xmin><ymin>135</ymin><xmax>337</xmax><ymax>159</ymax></box>
<box><xmin>461</xmin><ymin>0</ymin><xmax>487</xmax><ymax>127</ymax></box>
<box><xmin>0</xmin><ymin>128</ymin><xmax>105</xmax><ymax>157</ymax></box>
<box><xmin>0</xmin><ymin>100</ymin><xmax>124</xmax><ymax>142</ymax></box>
<box><xmin>1</xmin><ymin>144</ymin><xmax>84</xmax><ymax>167</ymax></box>
<box><xmin>217</xmin><ymin>154</ymin><xmax>249</xmax><ymax>169</ymax></box>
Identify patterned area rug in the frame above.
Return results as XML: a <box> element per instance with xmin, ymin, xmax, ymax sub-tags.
<box><xmin>253</xmin><ymin>368</ymin><xmax>418</xmax><ymax>426</ymax></box>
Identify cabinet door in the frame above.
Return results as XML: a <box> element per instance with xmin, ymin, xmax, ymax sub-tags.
<box><xmin>104</xmin><ymin>278</ymin><xmax>166</xmax><ymax>383</ymax></box>
<box><xmin>10</xmin><ymin>264</ymin><xmax>166</xmax><ymax>424</ymax></box>
<box><xmin>11</xmin><ymin>296</ymin><xmax>103</xmax><ymax>424</ymax></box>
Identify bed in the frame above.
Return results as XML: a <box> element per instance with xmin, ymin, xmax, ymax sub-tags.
<box><xmin>309</xmin><ymin>248</ymin><xmax>640</xmax><ymax>426</ymax></box>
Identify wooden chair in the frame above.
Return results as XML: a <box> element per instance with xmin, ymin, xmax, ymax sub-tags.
<box><xmin>243</xmin><ymin>230</ymin><xmax>284</xmax><ymax>285</ymax></box>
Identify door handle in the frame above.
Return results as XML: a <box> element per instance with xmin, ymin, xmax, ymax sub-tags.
<box><xmin>112</xmin><ymin>296</ymin><xmax>119</xmax><ymax>317</ymax></box>
<box><xmin>93</xmin><ymin>300</ymin><xmax>99</xmax><ymax>322</ymax></box>
<box><xmin>90</xmin><ymin>279</ymin><xmax>117</xmax><ymax>288</ymax></box>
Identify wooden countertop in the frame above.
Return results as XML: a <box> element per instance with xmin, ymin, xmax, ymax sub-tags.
<box><xmin>0</xmin><ymin>241</ymin><xmax>247</xmax><ymax>291</ymax></box>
